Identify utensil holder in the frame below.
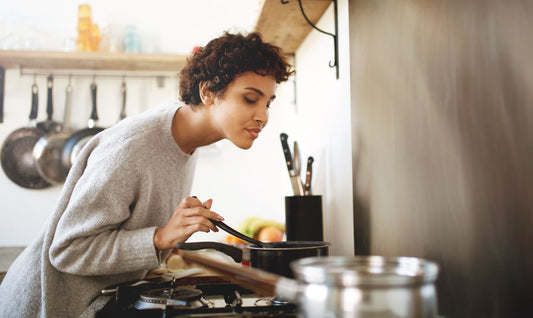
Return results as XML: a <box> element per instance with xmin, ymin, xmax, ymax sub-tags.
<box><xmin>285</xmin><ymin>195</ymin><xmax>323</xmax><ymax>241</ymax></box>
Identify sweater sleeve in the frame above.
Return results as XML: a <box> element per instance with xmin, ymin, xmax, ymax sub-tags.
<box><xmin>49</xmin><ymin>141</ymin><xmax>162</xmax><ymax>276</ymax></box>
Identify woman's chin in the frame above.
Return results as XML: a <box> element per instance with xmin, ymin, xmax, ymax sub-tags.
<box><xmin>232</xmin><ymin>139</ymin><xmax>254</xmax><ymax>149</ymax></box>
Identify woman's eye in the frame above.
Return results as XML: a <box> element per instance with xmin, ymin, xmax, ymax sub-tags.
<box><xmin>244</xmin><ymin>97</ymin><xmax>257</xmax><ymax>104</ymax></box>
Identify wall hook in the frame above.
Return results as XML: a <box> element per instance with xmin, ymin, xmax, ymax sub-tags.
<box><xmin>282</xmin><ymin>0</ymin><xmax>339</xmax><ymax>79</ymax></box>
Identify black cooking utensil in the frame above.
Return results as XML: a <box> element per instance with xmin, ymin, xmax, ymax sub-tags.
<box><xmin>209</xmin><ymin>218</ymin><xmax>270</xmax><ymax>248</ymax></box>
<box><xmin>190</xmin><ymin>195</ymin><xmax>271</xmax><ymax>247</ymax></box>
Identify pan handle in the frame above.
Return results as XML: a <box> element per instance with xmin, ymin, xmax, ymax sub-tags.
<box><xmin>176</xmin><ymin>242</ymin><xmax>243</xmax><ymax>263</ymax></box>
<box><xmin>89</xmin><ymin>81</ymin><xmax>98</xmax><ymax>128</ymax></box>
<box><xmin>180</xmin><ymin>251</ymin><xmax>300</xmax><ymax>298</ymax></box>
<box><xmin>46</xmin><ymin>75</ymin><xmax>53</xmax><ymax>121</ymax></box>
<box><xmin>0</xmin><ymin>67</ymin><xmax>4</xmax><ymax>123</ymax></box>
<box><xmin>30</xmin><ymin>83</ymin><xmax>39</xmax><ymax>121</ymax></box>
<box><xmin>119</xmin><ymin>79</ymin><xmax>127</xmax><ymax>120</ymax></box>
<box><xmin>63</xmin><ymin>82</ymin><xmax>73</xmax><ymax>131</ymax></box>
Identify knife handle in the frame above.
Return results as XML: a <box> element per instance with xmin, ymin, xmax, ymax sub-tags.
<box><xmin>293</xmin><ymin>141</ymin><xmax>301</xmax><ymax>175</ymax></box>
<box><xmin>304</xmin><ymin>156</ymin><xmax>314</xmax><ymax>196</ymax></box>
<box><xmin>280</xmin><ymin>133</ymin><xmax>295</xmax><ymax>175</ymax></box>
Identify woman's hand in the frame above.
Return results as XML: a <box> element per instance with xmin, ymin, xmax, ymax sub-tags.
<box><xmin>153</xmin><ymin>196</ymin><xmax>224</xmax><ymax>251</ymax></box>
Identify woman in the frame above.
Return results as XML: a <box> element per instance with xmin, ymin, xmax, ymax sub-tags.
<box><xmin>0</xmin><ymin>31</ymin><xmax>293</xmax><ymax>317</ymax></box>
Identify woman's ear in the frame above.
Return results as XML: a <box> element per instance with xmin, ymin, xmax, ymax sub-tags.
<box><xmin>199</xmin><ymin>82</ymin><xmax>214</xmax><ymax>105</ymax></box>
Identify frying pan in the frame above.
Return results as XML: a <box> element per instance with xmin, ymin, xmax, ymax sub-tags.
<box><xmin>61</xmin><ymin>81</ymin><xmax>104</xmax><ymax>175</ymax></box>
<box><xmin>0</xmin><ymin>83</ymin><xmax>51</xmax><ymax>189</ymax></box>
<box><xmin>33</xmin><ymin>81</ymin><xmax>73</xmax><ymax>184</ymax></box>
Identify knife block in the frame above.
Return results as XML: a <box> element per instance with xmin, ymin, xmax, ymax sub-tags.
<box><xmin>285</xmin><ymin>195</ymin><xmax>323</xmax><ymax>241</ymax></box>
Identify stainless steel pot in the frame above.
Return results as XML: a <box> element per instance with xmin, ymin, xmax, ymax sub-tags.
<box><xmin>181</xmin><ymin>253</ymin><xmax>439</xmax><ymax>318</ymax></box>
<box><xmin>288</xmin><ymin>256</ymin><xmax>440</xmax><ymax>318</ymax></box>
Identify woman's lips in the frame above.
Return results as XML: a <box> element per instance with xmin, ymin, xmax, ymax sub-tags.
<box><xmin>246</xmin><ymin>128</ymin><xmax>261</xmax><ymax>139</ymax></box>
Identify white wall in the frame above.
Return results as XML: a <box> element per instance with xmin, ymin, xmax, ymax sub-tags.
<box><xmin>287</xmin><ymin>0</ymin><xmax>354</xmax><ymax>256</ymax></box>
<box><xmin>0</xmin><ymin>0</ymin><xmax>354</xmax><ymax>256</ymax></box>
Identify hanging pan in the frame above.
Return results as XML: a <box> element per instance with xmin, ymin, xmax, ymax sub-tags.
<box><xmin>61</xmin><ymin>80</ymin><xmax>104</xmax><ymax>175</ymax></box>
<box><xmin>0</xmin><ymin>82</ymin><xmax>51</xmax><ymax>189</ymax></box>
<box><xmin>33</xmin><ymin>79</ymin><xmax>73</xmax><ymax>184</ymax></box>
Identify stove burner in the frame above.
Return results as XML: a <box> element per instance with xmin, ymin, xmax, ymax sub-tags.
<box><xmin>140</xmin><ymin>287</ymin><xmax>203</xmax><ymax>303</ymax></box>
<box><xmin>134</xmin><ymin>287</ymin><xmax>208</xmax><ymax>311</ymax></box>
<box><xmin>96</xmin><ymin>282</ymin><xmax>298</xmax><ymax>317</ymax></box>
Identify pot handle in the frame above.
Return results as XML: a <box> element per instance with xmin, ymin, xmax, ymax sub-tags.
<box><xmin>176</xmin><ymin>242</ymin><xmax>243</xmax><ymax>263</ymax></box>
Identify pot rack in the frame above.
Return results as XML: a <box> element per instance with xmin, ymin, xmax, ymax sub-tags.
<box><xmin>17</xmin><ymin>66</ymin><xmax>174</xmax><ymax>87</ymax></box>
<box><xmin>0</xmin><ymin>65</ymin><xmax>176</xmax><ymax>123</ymax></box>
<box><xmin>0</xmin><ymin>50</ymin><xmax>186</xmax><ymax>123</ymax></box>
<box><xmin>281</xmin><ymin>0</ymin><xmax>339</xmax><ymax>79</ymax></box>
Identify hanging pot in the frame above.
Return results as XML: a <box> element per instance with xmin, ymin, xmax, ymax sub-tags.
<box><xmin>33</xmin><ymin>79</ymin><xmax>73</xmax><ymax>184</ymax></box>
<box><xmin>61</xmin><ymin>81</ymin><xmax>104</xmax><ymax>175</ymax></box>
<box><xmin>177</xmin><ymin>218</ymin><xmax>330</xmax><ymax>278</ymax></box>
<box><xmin>0</xmin><ymin>82</ymin><xmax>51</xmax><ymax>189</ymax></box>
<box><xmin>176</xmin><ymin>240</ymin><xmax>330</xmax><ymax>278</ymax></box>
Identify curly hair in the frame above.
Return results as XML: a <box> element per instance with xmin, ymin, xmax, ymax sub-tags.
<box><xmin>179</xmin><ymin>31</ymin><xmax>294</xmax><ymax>105</ymax></box>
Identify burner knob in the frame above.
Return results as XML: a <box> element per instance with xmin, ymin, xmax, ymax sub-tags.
<box><xmin>224</xmin><ymin>290</ymin><xmax>243</xmax><ymax>308</ymax></box>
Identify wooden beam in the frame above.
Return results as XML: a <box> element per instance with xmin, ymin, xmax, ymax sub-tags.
<box><xmin>255</xmin><ymin>0</ymin><xmax>331</xmax><ymax>54</ymax></box>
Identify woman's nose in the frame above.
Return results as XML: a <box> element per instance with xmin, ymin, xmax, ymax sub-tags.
<box><xmin>255</xmin><ymin>106</ymin><xmax>269</xmax><ymax>127</ymax></box>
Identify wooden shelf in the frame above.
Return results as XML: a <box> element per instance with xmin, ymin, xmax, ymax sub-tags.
<box><xmin>0</xmin><ymin>1</ymin><xmax>331</xmax><ymax>72</ymax></box>
<box><xmin>254</xmin><ymin>0</ymin><xmax>331</xmax><ymax>54</ymax></box>
<box><xmin>0</xmin><ymin>50</ymin><xmax>187</xmax><ymax>72</ymax></box>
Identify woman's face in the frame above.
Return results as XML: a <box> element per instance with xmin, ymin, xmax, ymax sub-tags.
<box><xmin>210</xmin><ymin>71</ymin><xmax>277</xmax><ymax>149</ymax></box>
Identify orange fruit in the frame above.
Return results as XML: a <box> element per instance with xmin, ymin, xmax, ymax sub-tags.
<box><xmin>257</xmin><ymin>226</ymin><xmax>284</xmax><ymax>242</ymax></box>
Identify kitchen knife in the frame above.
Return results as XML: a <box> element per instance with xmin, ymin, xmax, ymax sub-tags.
<box><xmin>304</xmin><ymin>156</ymin><xmax>314</xmax><ymax>196</ymax></box>
<box><xmin>280</xmin><ymin>133</ymin><xmax>304</xmax><ymax>196</ymax></box>
<box><xmin>293</xmin><ymin>141</ymin><xmax>301</xmax><ymax>177</ymax></box>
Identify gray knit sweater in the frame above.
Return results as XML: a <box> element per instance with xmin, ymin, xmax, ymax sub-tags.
<box><xmin>0</xmin><ymin>102</ymin><xmax>197</xmax><ymax>317</ymax></box>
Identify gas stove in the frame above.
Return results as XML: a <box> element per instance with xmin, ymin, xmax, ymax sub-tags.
<box><xmin>93</xmin><ymin>276</ymin><xmax>298</xmax><ymax>318</ymax></box>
